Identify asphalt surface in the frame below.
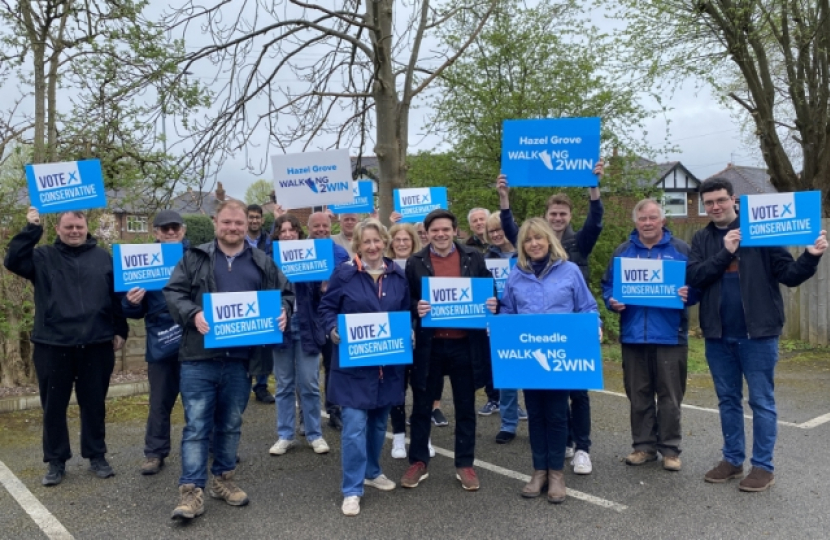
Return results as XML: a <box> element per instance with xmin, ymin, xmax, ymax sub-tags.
<box><xmin>1</xmin><ymin>357</ymin><xmax>830</xmax><ymax>540</ymax></box>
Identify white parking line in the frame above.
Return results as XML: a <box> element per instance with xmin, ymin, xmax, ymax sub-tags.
<box><xmin>0</xmin><ymin>460</ymin><xmax>74</xmax><ymax>540</ymax></box>
<box><xmin>385</xmin><ymin>433</ymin><xmax>628</xmax><ymax>513</ymax></box>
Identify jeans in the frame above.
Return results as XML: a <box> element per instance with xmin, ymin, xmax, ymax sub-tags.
<box><xmin>273</xmin><ymin>340</ymin><xmax>323</xmax><ymax>441</ymax></box>
<box><xmin>179</xmin><ymin>359</ymin><xmax>250</xmax><ymax>488</ymax></box>
<box><xmin>499</xmin><ymin>389</ymin><xmax>520</xmax><ymax>433</ymax></box>
<box><xmin>252</xmin><ymin>373</ymin><xmax>269</xmax><ymax>392</ymax></box>
<box><xmin>705</xmin><ymin>336</ymin><xmax>778</xmax><ymax>472</ymax></box>
<box><xmin>525</xmin><ymin>389</ymin><xmax>570</xmax><ymax>470</ymax></box>
<box><xmin>340</xmin><ymin>406</ymin><xmax>391</xmax><ymax>497</ymax></box>
<box><xmin>410</xmin><ymin>339</ymin><xmax>476</xmax><ymax>468</ymax></box>
<box><xmin>566</xmin><ymin>390</ymin><xmax>591</xmax><ymax>452</ymax></box>
<box><xmin>145</xmin><ymin>360</ymin><xmax>180</xmax><ymax>458</ymax></box>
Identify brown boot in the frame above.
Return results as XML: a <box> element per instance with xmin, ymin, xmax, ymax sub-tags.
<box><xmin>547</xmin><ymin>470</ymin><xmax>566</xmax><ymax>504</ymax></box>
<box><xmin>521</xmin><ymin>470</ymin><xmax>548</xmax><ymax>498</ymax></box>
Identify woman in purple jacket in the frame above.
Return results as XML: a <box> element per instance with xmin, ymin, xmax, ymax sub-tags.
<box><xmin>487</xmin><ymin>217</ymin><xmax>600</xmax><ymax>504</ymax></box>
<box><xmin>318</xmin><ymin>218</ymin><xmax>410</xmax><ymax>516</ymax></box>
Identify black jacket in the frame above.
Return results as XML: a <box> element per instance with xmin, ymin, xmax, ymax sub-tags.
<box><xmin>405</xmin><ymin>242</ymin><xmax>493</xmax><ymax>392</ymax></box>
<box><xmin>687</xmin><ymin>216</ymin><xmax>821</xmax><ymax>339</ymax></box>
<box><xmin>163</xmin><ymin>241</ymin><xmax>294</xmax><ymax>374</ymax></box>
<box><xmin>4</xmin><ymin>224</ymin><xmax>128</xmax><ymax>346</ymax></box>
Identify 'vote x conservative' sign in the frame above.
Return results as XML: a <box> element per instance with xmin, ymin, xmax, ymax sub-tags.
<box><xmin>393</xmin><ymin>187</ymin><xmax>448</xmax><ymax>223</ymax></box>
<box><xmin>337</xmin><ymin>311</ymin><xmax>413</xmax><ymax>367</ymax></box>
<box><xmin>273</xmin><ymin>239</ymin><xmax>335</xmax><ymax>283</ymax></box>
<box><xmin>421</xmin><ymin>277</ymin><xmax>493</xmax><ymax>329</ymax></box>
<box><xmin>485</xmin><ymin>258</ymin><xmax>517</xmax><ymax>299</ymax></box>
<box><xmin>612</xmin><ymin>258</ymin><xmax>686</xmax><ymax>309</ymax></box>
<box><xmin>203</xmin><ymin>290</ymin><xmax>283</xmax><ymax>348</ymax></box>
<box><xmin>25</xmin><ymin>159</ymin><xmax>107</xmax><ymax>213</ymax></box>
<box><xmin>113</xmin><ymin>243</ymin><xmax>183</xmax><ymax>292</ymax></box>
<box><xmin>739</xmin><ymin>191</ymin><xmax>822</xmax><ymax>247</ymax></box>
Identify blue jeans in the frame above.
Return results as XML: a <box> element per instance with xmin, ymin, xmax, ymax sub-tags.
<box><xmin>499</xmin><ymin>389</ymin><xmax>520</xmax><ymax>434</ymax></box>
<box><xmin>252</xmin><ymin>373</ymin><xmax>269</xmax><ymax>392</ymax></box>
<box><xmin>179</xmin><ymin>359</ymin><xmax>250</xmax><ymax>487</ymax></box>
<box><xmin>340</xmin><ymin>406</ymin><xmax>391</xmax><ymax>497</ymax></box>
<box><xmin>525</xmin><ymin>389</ymin><xmax>570</xmax><ymax>470</ymax></box>
<box><xmin>273</xmin><ymin>341</ymin><xmax>323</xmax><ymax>441</ymax></box>
<box><xmin>705</xmin><ymin>337</ymin><xmax>778</xmax><ymax>472</ymax></box>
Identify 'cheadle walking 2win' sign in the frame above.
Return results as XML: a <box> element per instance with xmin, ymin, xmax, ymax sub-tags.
<box><xmin>113</xmin><ymin>243</ymin><xmax>183</xmax><ymax>292</ymax></box>
<box><xmin>271</xmin><ymin>149</ymin><xmax>354</xmax><ymax>210</ymax></box>
<box><xmin>273</xmin><ymin>238</ymin><xmax>335</xmax><ymax>283</ymax></box>
<box><xmin>740</xmin><ymin>191</ymin><xmax>822</xmax><ymax>247</ymax></box>
<box><xmin>612</xmin><ymin>258</ymin><xmax>686</xmax><ymax>309</ymax></box>
<box><xmin>489</xmin><ymin>313</ymin><xmax>603</xmax><ymax>390</ymax></box>
<box><xmin>393</xmin><ymin>187</ymin><xmax>448</xmax><ymax>223</ymax></box>
<box><xmin>203</xmin><ymin>290</ymin><xmax>283</xmax><ymax>348</ymax></box>
<box><xmin>500</xmin><ymin>118</ymin><xmax>601</xmax><ymax>187</ymax></box>
<box><xmin>337</xmin><ymin>311</ymin><xmax>413</xmax><ymax>368</ymax></box>
<box><xmin>421</xmin><ymin>277</ymin><xmax>493</xmax><ymax>329</ymax></box>
<box><xmin>25</xmin><ymin>159</ymin><xmax>107</xmax><ymax>213</ymax></box>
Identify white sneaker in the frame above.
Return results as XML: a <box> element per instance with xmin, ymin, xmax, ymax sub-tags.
<box><xmin>564</xmin><ymin>444</ymin><xmax>575</xmax><ymax>459</ymax></box>
<box><xmin>428</xmin><ymin>438</ymin><xmax>436</xmax><ymax>458</ymax></box>
<box><xmin>269</xmin><ymin>438</ymin><xmax>296</xmax><ymax>455</ymax></box>
<box><xmin>572</xmin><ymin>450</ymin><xmax>592</xmax><ymax>475</ymax></box>
<box><xmin>364</xmin><ymin>474</ymin><xmax>396</xmax><ymax>491</ymax></box>
<box><xmin>341</xmin><ymin>495</ymin><xmax>360</xmax><ymax>516</ymax></box>
<box><xmin>391</xmin><ymin>433</ymin><xmax>407</xmax><ymax>459</ymax></box>
<box><xmin>309</xmin><ymin>438</ymin><xmax>330</xmax><ymax>454</ymax></box>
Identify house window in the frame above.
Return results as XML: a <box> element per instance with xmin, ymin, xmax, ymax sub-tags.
<box><xmin>698</xmin><ymin>194</ymin><xmax>708</xmax><ymax>216</ymax></box>
<box><xmin>661</xmin><ymin>193</ymin><xmax>687</xmax><ymax>217</ymax></box>
<box><xmin>127</xmin><ymin>216</ymin><xmax>148</xmax><ymax>233</ymax></box>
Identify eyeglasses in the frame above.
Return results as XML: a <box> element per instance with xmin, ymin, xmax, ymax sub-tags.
<box><xmin>703</xmin><ymin>197</ymin><xmax>732</xmax><ymax>208</ymax></box>
<box><xmin>487</xmin><ymin>229</ymin><xmax>503</xmax><ymax>234</ymax></box>
<box><xmin>158</xmin><ymin>224</ymin><xmax>182</xmax><ymax>233</ymax></box>
<box><xmin>393</xmin><ymin>237</ymin><xmax>411</xmax><ymax>243</ymax></box>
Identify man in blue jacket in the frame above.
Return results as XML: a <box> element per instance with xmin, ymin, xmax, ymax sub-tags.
<box><xmin>602</xmin><ymin>199</ymin><xmax>697</xmax><ymax>472</ymax></box>
<box><xmin>688</xmin><ymin>178</ymin><xmax>827</xmax><ymax>492</ymax></box>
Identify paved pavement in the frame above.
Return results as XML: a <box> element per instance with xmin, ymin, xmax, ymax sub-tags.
<box><xmin>2</xmin><ymin>357</ymin><xmax>830</xmax><ymax>540</ymax></box>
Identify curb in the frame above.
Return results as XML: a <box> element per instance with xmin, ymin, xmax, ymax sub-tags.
<box><xmin>0</xmin><ymin>380</ymin><xmax>150</xmax><ymax>414</ymax></box>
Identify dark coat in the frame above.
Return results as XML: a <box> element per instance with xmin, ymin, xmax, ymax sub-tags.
<box><xmin>4</xmin><ymin>224</ymin><xmax>128</xmax><ymax>346</ymax></box>
<box><xmin>404</xmin><ymin>242</ymin><xmax>493</xmax><ymax>392</ymax></box>
<box><xmin>318</xmin><ymin>258</ymin><xmax>409</xmax><ymax>410</ymax></box>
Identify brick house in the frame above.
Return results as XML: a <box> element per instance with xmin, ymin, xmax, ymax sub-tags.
<box><xmin>703</xmin><ymin>163</ymin><xmax>777</xmax><ymax>198</ymax></box>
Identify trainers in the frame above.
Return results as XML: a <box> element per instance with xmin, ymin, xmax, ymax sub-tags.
<box><xmin>495</xmin><ymin>430</ymin><xmax>516</xmax><ymax>444</ymax></box>
<box><xmin>401</xmin><ymin>462</ymin><xmax>429</xmax><ymax>488</ymax></box>
<box><xmin>572</xmin><ymin>450</ymin><xmax>592</xmax><ymax>475</ymax></box>
<box><xmin>89</xmin><ymin>457</ymin><xmax>115</xmax><ymax>478</ymax></box>
<box><xmin>141</xmin><ymin>457</ymin><xmax>164</xmax><ymax>476</ymax></box>
<box><xmin>564</xmin><ymin>444</ymin><xmax>576</xmax><ymax>459</ymax></box>
<box><xmin>663</xmin><ymin>455</ymin><xmax>682</xmax><ymax>471</ymax></box>
<box><xmin>391</xmin><ymin>433</ymin><xmax>407</xmax><ymax>459</ymax></box>
<box><xmin>738</xmin><ymin>467</ymin><xmax>775</xmax><ymax>492</ymax></box>
<box><xmin>254</xmin><ymin>387</ymin><xmax>275</xmax><ymax>403</ymax></box>
<box><xmin>456</xmin><ymin>467</ymin><xmax>480</xmax><ymax>491</ymax></box>
<box><xmin>518</xmin><ymin>407</ymin><xmax>528</xmax><ymax>421</ymax></box>
<box><xmin>364</xmin><ymin>474</ymin><xmax>396</xmax><ymax>491</ymax></box>
<box><xmin>428</xmin><ymin>439</ymin><xmax>436</xmax><ymax>458</ymax></box>
<box><xmin>208</xmin><ymin>471</ymin><xmax>249</xmax><ymax>506</ymax></box>
<box><xmin>432</xmin><ymin>409</ymin><xmax>449</xmax><ymax>427</ymax></box>
<box><xmin>309</xmin><ymin>438</ymin><xmax>330</xmax><ymax>454</ymax></box>
<box><xmin>42</xmin><ymin>461</ymin><xmax>65</xmax><ymax>486</ymax></box>
<box><xmin>625</xmin><ymin>450</ymin><xmax>658</xmax><ymax>466</ymax></box>
<box><xmin>341</xmin><ymin>495</ymin><xmax>360</xmax><ymax>516</ymax></box>
<box><xmin>269</xmin><ymin>438</ymin><xmax>297</xmax><ymax>456</ymax></box>
<box><xmin>704</xmin><ymin>460</ymin><xmax>744</xmax><ymax>483</ymax></box>
<box><xmin>478</xmin><ymin>400</ymin><xmax>500</xmax><ymax>416</ymax></box>
<box><xmin>171</xmin><ymin>484</ymin><xmax>204</xmax><ymax>520</ymax></box>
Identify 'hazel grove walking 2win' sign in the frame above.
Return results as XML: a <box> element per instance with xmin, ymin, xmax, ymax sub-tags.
<box><xmin>271</xmin><ymin>149</ymin><xmax>354</xmax><ymax>210</ymax></box>
<box><xmin>337</xmin><ymin>311</ymin><xmax>413</xmax><ymax>368</ymax></box>
<box><xmin>203</xmin><ymin>290</ymin><xmax>283</xmax><ymax>348</ymax></box>
<box><xmin>273</xmin><ymin>238</ymin><xmax>335</xmax><ymax>283</ymax></box>
<box><xmin>328</xmin><ymin>180</ymin><xmax>374</xmax><ymax>214</ymax></box>
<box><xmin>113</xmin><ymin>243</ymin><xmax>183</xmax><ymax>292</ymax></box>
<box><xmin>421</xmin><ymin>277</ymin><xmax>494</xmax><ymax>329</ymax></box>
<box><xmin>739</xmin><ymin>191</ymin><xmax>822</xmax><ymax>247</ymax></box>
<box><xmin>25</xmin><ymin>159</ymin><xmax>107</xmax><ymax>213</ymax></box>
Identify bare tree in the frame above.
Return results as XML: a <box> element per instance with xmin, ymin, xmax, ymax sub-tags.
<box><xmin>167</xmin><ymin>0</ymin><xmax>499</xmax><ymax>221</ymax></box>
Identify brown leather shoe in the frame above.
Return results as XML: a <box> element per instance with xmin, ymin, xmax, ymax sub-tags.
<box><xmin>625</xmin><ymin>450</ymin><xmax>658</xmax><ymax>466</ymax></box>
<box><xmin>663</xmin><ymin>455</ymin><xmax>682</xmax><ymax>471</ymax></box>
<box><xmin>547</xmin><ymin>470</ymin><xmax>566</xmax><ymax>504</ymax></box>
<box><xmin>738</xmin><ymin>467</ymin><xmax>775</xmax><ymax>492</ymax></box>
<box><xmin>521</xmin><ymin>470</ymin><xmax>548</xmax><ymax>498</ymax></box>
<box><xmin>704</xmin><ymin>460</ymin><xmax>744</xmax><ymax>483</ymax></box>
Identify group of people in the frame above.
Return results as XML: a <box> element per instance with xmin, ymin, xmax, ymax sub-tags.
<box><xmin>3</xmin><ymin>166</ymin><xmax>827</xmax><ymax>519</ymax></box>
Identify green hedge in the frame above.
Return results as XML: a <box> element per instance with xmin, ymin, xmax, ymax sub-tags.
<box><xmin>183</xmin><ymin>213</ymin><xmax>277</xmax><ymax>246</ymax></box>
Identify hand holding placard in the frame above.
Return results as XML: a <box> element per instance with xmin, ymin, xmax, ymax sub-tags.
<box><xmin>724</xmin><ymin>230</ymin><xmax>741</xmax><ymax>253</ymax></box>
<box><xmin>807</xmin><ymin>230</ymin><xmax>828</xmax><ymax>256</ymax></box>
<box><xmin>194</xmin><ymin>311</ymin><xmax>210</xmax><ymax>335</ymax></box>
<box><xmin>26</xmin><ymin>206</ymin><xmax>40</xmax><ymax>225</ymax></box>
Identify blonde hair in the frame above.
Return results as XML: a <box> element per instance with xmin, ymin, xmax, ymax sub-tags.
<box><xmin>352</xmin><ymin>218</ymin><xmax>391</xmax><ymax>256</ymax></box>
<box><xmin>214</xmin><ymin>199</ymin><xmax>248</xmax><ymax>217</ymax></box>
<box><xmin>516</xmin><ymin>217</ymin><xmax>568</xmax><ymax>271</ymax></box>
<box><xmin>386</xmin><ymin>223</ymin><xmax>421</xmax><ymax>258</ymax></box>
<box><xmin>484</xmin><ymin>213</ymin><xmax>514</xmax><ymax>251</ymax></box>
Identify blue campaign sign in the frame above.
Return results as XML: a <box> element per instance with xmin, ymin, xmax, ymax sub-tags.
<box><xmin>203</xmin><ymin>290</ymin><xmax>283</xmax><ymax>348</ymax></box>
<box><xmin>25</xmin><ymin>159</ymin><xmax>107</xmax><ymax>213</ymax></box>
<box><xmin>113</xmin><ymin>243</ymin><xmax>183</xmax><ymax>292</ymax></box>
<box><xmin>489</xmin><ymin>313</ymin><xmax>603</xmax><ymax>390</ymax></box>
<box><xmin>740</xmin><ymin>191</ymin><xmax>822</xmax><ymax>247</ymax></box>
<box><xmin>500</xmin><ymin>118</ymin><xmax>601</xmax><ymax>187</ymax></box>
<box><xmin>338</xmin><ymin>311</ymin><xmax>413</xmax><ymax>367</ymax></box>
<box><xmin>421</xmin><ymin>277</ymin><xmax>494</xmax><ymax>329</ymax></box>
<box><xmin>393</xmin><ymin>187</ymin><xmax>448</xmax><ymax>223</ymax></box>
<box><xmin>612</xmin><ymin>257</ymin><xmax>686</xmax><ymax>309</ymax></box>
<box><xmin>328</xmin><ymin>181</ymin><xmax>374</xmax><ymax>214</ymax></box>
<box><xmin>485</xmin><ymin>258</ymin><xmax>517</xmax><ymax>299</ymax></box>
<box><xmin>273</xmin><ymin>238</ymin><xmax>335</xmax><ymax>283</ymax></box>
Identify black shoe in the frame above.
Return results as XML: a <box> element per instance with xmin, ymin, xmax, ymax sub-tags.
<box><xmin>89</xmin><ymin>457</ymin><xmax>115</xmax><ymax>478</ymax></box>
<box><xmin>42</xmin><ymin>461</ymin><xmax>65</xmax><ymax>486</ymax></box>
<box><xmin>254</xmin><ymin>388</ymin><xmax>275</xmax><ymax>403</ymax></box>
<box><xmin>327</xmin><ymin>414</ymin><xmax>343</xmax><ymax>431</ymax></box>
<box><xmin>431</xmin><ymin>409</ymin><xmax>449</xmax><ymax>427</ymax></box>
<box><xmin>495</xmin><ymin>430</ymin><xmax>516</xmax><ymax>444</ymax></box>
<box><xmin>298</xmin><ymin>415</ymin><xmax>306</xmax><ymax>437</ymax></box>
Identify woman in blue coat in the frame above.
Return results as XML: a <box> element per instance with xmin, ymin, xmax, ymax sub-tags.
<box><xmin>318</xmin><ymin>218</ymin><xmax>410</xmax><ymax>516</ymax></box>
<box><xmin>487</xmin><ymin>217</ymin><xmax>600</xmax><ymax>504</ymax></box>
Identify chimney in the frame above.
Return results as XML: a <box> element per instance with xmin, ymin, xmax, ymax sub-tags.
<box><xmin>216</xmin><ymin>182</ymin><xmax>225</xmax><ymax>201</ymax></box>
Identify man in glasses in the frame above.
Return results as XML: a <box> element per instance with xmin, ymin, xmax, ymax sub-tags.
<box><xmin>689</xmin><ymin>177</ymin><xmax>827</xmax><ymax>492</ymax></box>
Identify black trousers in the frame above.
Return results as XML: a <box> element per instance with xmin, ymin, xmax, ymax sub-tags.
<box><xmin>321</xmin><ymin>339</ymin><xmax>340</xmax><ymax>417</ymax></box>
<box><xmin>622</xmin><ymin>343</ymin><xmax>688</xmax><ymax>456</ymax></box>
<box><xmin>33</xmin><ymin>342</ymin><xmax>115</xmax><ymax>463</ymax></box>
<box><xmin>144</xmin><ymin>359</ymin><xmax>180</xmax><ymax>458</ymax></box>
<box><xmin>409</xmin><ymin>339</ymin><xmax>476</xmax><ymax>468</ymax></box>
